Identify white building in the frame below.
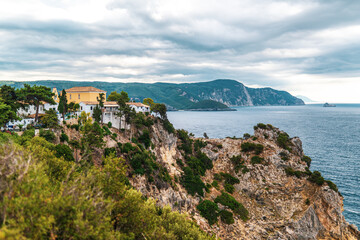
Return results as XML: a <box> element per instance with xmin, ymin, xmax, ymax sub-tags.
<box><xmin>126</xmin><ymin>102</ymin><xmax>150</xmax><ymax>113</ymax></box>
<box><xmin>78</xmin><ymin>101</ymin><xmax>150</xmax><ymax>129</ymax></box>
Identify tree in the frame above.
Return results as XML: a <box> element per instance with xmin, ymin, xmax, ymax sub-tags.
<box><xmin>0</xmin><ymin>85</ymin><xmax>20</xmax><ymax>122</ymax></box>
<box><xmin>68</xmin><ymin>102</ymin><xmax>80</xmax><ymax>116</ymax></box>
<box><xmin>112</xmin><ymin>91</ymin><xmax>130</xmax><ymax>130</ymax></box>
<box><xmin>17</xmin><ymin>84</ymin><xmax>55</xmax><ymax>123</ymax></box>
<box><xmin>93</xmin><ymin>105</ymin><xmax>102</xmax><ymax>123</ymax></box>
<box><xmin>58</xmin><ymin>89</ymin><xmax>68</xmax><ymax>122</ymax></box>
<box><xmin>151</xmin><ymin>103</ymin><xmax>167</xmax><ymax>120</ymax></box>
<box><xmin>142</xmin><ymin>98</ymin><xmax>154</xmax><ymax>107</ymax></box>
<box><xmin>97</xmin><ymin>93</ymin><xmax>105</xmax><ymax>124</ymax></box>
<box><xmin>41</xmin><ymin>109</ymin><xmax>59</xmax><ymax>128</ymax></box>
<box><xmin>0</xmin><ymin>99</ymin><xmax>15</xmax><ymax>128</ymax></box>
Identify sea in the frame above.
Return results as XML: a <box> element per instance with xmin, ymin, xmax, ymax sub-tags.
<box><xmin>168</xmin><ymin>104</ymin><xmax>360</xmax><ymax>229</ymax></box>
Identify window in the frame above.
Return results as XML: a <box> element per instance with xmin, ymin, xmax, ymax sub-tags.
<box><xmin>90</xmin><ymin>106</ymin><xmax>93</xmax><ymax>110</ymax></box>
<box><xmin>81</xmin><ymin>106</ymin><xmax>83</xmax><ymax>110</ymax></box>
<box><xmin>78</xmin><ymin>94</ymin><xmax>80</xmax><ymax>99</ymax></box>
<box><xmin>70</xmin><ymin>94</ymin><xmax>72</xmax><ymax>99</ymax></box>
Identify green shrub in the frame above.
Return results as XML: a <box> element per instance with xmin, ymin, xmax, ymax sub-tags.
<box><xmin>224</xmin><ymin>183</ymin><xmax>235</xmax><ymax>194</ymax></box>
<box><xmin>214</xmin><ymin>173</ymin><xmax>222</xmax><ymax>181</ymax></box>
<box><xmin>326</xmin><ymin>180</ymin><xmax>338</xmax><ymax>192</ymax></box>
<box><xmin>122</xmin><ymin>143</ymin><xmax>136</xmax><ymax>153</ymax></box>
<box><xmin>305</xmin><ymin>198</ymin><xmax>310</xmax><ymax>205</ymax></box>
<box><xmin>285</xmin><ymin>167</ymin><xmax>305</xmax><ymax>178</ymax></box>
<box><xmin>180</xmin><ymin>167</ymin><xmax>206</xmax><ymax>196</ymax></box>
<box><xmin>138</xmin><ymin>129</ymin><xmax>151</xmax><ymax>149</ymax></box>
<box><xmin>54</xmin><ymin>144</ymin><xmax>74</xmax><ymax>162</ymax></box>
<box><xmin>107</xmin><ymin>122</ymin><xmax>112</xmax><ymax>128</ymax></box>
<box><xmin>279</xmin><ymin>151</ymin><xmax>289</xmax><ymax>161</ymax></box>
<box><xmin>254</xmin><ymin>123</ymin><xmax>267</xmax><ymax>130</ymax></box>
<box><xmin>216</xmin><ymin>144</ymin><xmax>223</xmax><ymax>149</ymax></box>
<box><xmin>197</xmin><ymin>200</ymin><xmax>219</xmax><ymax>225</ymax></box>
<box><xmin>177</xmin><ymin>129</ymin><xmax>193</xmax><ymax>155</ymax></box>
<box><xmin>241</xmin><ymin>142</ymin><xmax>264</xmax><ymax>154</ymax></box>
<box><xmin>104</xmin><ymin>147</ymin><xmax>116</xmax><ymax>157</ymax></box>
<box><xmin>194</xmin><ymin>139</ymin><xmax>207</xmax><ymax>152</ymax></box>
<box><xmin>243</xmin><ymin>133</ymin><xmax>251</xmax><ymax>140</ymax></box>
<box><xmin>70</xmin><ymin>124</ymin><xmax>79</xmax><ymax>131</ymax></box>
<box><xmin>302</xmin><ymin>155</ymin><xmax>312</xmax><ymax>167</ymax></box>
<box><xmin>308</xmin><ymin>171</ymin><xmax>325</xmax><ymax>185</ymax></box>
<box><xmin>130</xmin><ymin>152</ymin><xmax>155</xmax><ymax>175</ymax></box>
<box><xmin>163</xmin><ymin>119</ymin><xmax>175</xmax><ymax>134</ymax></box>
<box><xmin>220</xmin><ymin>172</ymin><xmax>240</xmax><ymax>185</ymax></box>
<box><xmin>277</xmin><ymin>132</ymin><xmax>291</xmax><ymax>150</ymax></box>
<box><xmin>219</xmin><ymin>210</ymin><xmax>234</xmax><ymax>224</ymax></box>
<box><xmin>39</xmin><ymin>129</ymin><xmax>55</xmax><ymax>142</ymax></box>
<box><xmin>212</xmin><ymin>180</ymin><xmax>219</xmax><ymax>189</ymax></box>
<box><xmin>102</xmin><ymin>126</ymin><xmax>111</xmax><ymax>136</ymax></box>
<box><xmin>215</xmin><ymin>192</ymin><xmax>249</xmax><ymax>221</ymax></box>
<box><xmin>60</xmin><ymin>133</ymin><xmax>69</xmax><ymax>142</ymax></box>
<box><xmin>251</xmin><ymin>156</ymin><xmax>264</xmax><ymax>164</ymax></box>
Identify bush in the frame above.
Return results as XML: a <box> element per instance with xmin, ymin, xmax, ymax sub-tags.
<box><xmin>285</xmin><ymin>167</ymin><xmax>305</xmax><ymax>178</ymax></box>
<box><xmin>177</xmin><ymin>129</ymin><xmax>193</xmax><ymax>155</ymax></box>
<box><xmin>224</xmin><ymin>183</ymin><xmax>235</xmax><ymax>194</ymax></box>
<box><xmin>251</xmin><ymin>156</ymin><xmax>264</xmax><ymax>164</ymax></box>
<box><xmin>194</xmin><ymin>139</ymin><xmax>207</xmax><ymax>152</ymax></box>
<box><xmin>107</xmin><ymin>122</ymin><xmax>112</xmax><ymax>128</ymax></box>
<box><xmin>219</xmin><ymin>210</ymin><xmax>234</xmax><ymax>224</ymax></box>
<box><xmin>163</xmin><ymin>119</ymin><xmax>175</xmax><ymax>134</ymax></box>
<box><xmin>60</xmin><ymin>133</ymin><xmax>69</xmax><ymax>142</ymax></box>
<box><xmin>197</xmin><ymin>200</ymin><xmax>219</xmax><ymax>225</ymax></box>
<box><xmin>138</xmin><ymin>129</ymin><xmax>151</xmax><ymax>149</ymax></box>
<box><xmin>54</xmin><ymin>144</ymin><xmax>74</xmax><ymax>162</ymax></box>
<box><xmin>122</xmin><ymin>143</ymin><xmax>136</xmax><ymax>153</ymax></box>
<box><xmin>215</xmin><ymin>192</ymin><xmax>249</xmax><ymax>221</ymax></box>
<box><xmin>326</xmin><ymin>180</ymin><xmax>338</xmax><ymax>192</ymax></box>
<box><xmin>243</xmin><ymin>133</ymin><xmax>251</xmax><ymax>139</ymax></box>
<box><xmin>254</xmin><ymin>123</ymin><xmax>267</xmax><ymax>130</ymax></box>
<box><xmin>241</xmin><ymin>142</ymin><xmax>264</xmax><ymax>155</ymax></box>
<box><xmin>130</xmin><ymin>153</ymin><xmax>153</xmax><ymax>175</ymax></box>
<box><xmin>104</xmin><ymin>147</ymin><xmax>116</xmax><ymax>157</ymax></box>
<box><xmin>302</xmin><ymin>155</ymin><xmax>312</xmax><ymax>167</ymax></box>
<box><xmin>308</xmin><ymin>171</ymin><xmax>325</xmax><ymax>185</ymax></box>
<box><xmin>212</xmin><ymin>180</ymin><xmax>219</xmax><ymax>189</ymax></box>
<box><xmin>180</xmin><ymin>167</ymin><xmax>205</xmax><ymax>196</ymax></box>
<box><xmin>102</xmin><ymin>126</ymin><xmax>111</xmax><ymax>136</ymax></box>
<box><xmin>279</xmin><ymin>151</ymin><xmax>289</xmax><ymax>161</ymax></box>
<box><xmin>70</xmin><ymin>124</ymin><xmax>79</xmax><ymax>131</ymax></box>
<box><xmin>39</xmin><ymin>129</ymin><xmax>56</xmax><ymax>142</ymax></box>
<box><xmin>220</xmin><ymin>172</ymin><xmax>240</xmax><ymax>185</ymax></box>
<box><xmin>277</xmin><ymin>132</ymin><xmax>291</xmax><ymax>150</ymax></box>
<box><xmin>214</xmin><ymin>173</ymin><xmax>222</xmax><ymax>181</ymax></box>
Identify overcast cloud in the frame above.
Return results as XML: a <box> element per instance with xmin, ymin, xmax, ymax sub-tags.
<box><xmin>1</xmin><ymin>0</ymin><xmax>360</xmax><ymax>102</ymax></box>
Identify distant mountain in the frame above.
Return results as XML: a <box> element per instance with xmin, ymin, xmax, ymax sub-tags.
<box><xmin>0</xmin><ymin>79</ymin><xmax>304</xmax><ymax>109</ymax></box>
<box><xmin>296</xmin><ymin>95</ymin><xmax>316</xmax><ymax>103</ymax></box>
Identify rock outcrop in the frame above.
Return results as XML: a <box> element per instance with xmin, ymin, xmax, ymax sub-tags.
<box><xmin>128</xmin><ymin>122</ymin><xmax>359</xmax><ymax>240</ymax></box>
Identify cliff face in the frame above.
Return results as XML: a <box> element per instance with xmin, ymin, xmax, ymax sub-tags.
<box><xmin>127</xmin><ymin>122</ymin><xmax>359</xmax><ymax>240</ymax></box>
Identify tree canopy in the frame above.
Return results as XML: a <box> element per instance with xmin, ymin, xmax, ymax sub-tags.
<box><xmin>17</xmin><ymin>84</ymin><xmax>55</xmax><ymax>122</ymax></box>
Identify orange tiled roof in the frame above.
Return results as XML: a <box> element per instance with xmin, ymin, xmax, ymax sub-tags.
<box><xmin>65</xmin><ymin>86</ymin><xmax>106</xmax><ymax>93</ymax></box>
<box><xmin>126</xmin><ymin>102</ymin><xmax>149</xmax><ymax>107</ymax></box>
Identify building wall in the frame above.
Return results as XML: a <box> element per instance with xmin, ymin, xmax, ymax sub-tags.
<box><xmin>79</xmin><ymin>102</ymin><xmax>96</xmax><ymax>115</ymax></box>
<box><xmin>67</xmin><ymin>92</ymin><xmax>106</xmax><ymax>104</ymax></box>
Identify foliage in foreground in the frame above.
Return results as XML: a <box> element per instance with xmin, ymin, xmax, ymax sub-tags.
<box><xmin>0</xmin><ymin>133</ymin><xmax>213</xmax><ymax>240</ymax></box>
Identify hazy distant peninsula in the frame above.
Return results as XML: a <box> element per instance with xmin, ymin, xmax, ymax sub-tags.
<box><xmin>0</xmin><ymin>79</ymin><xmax>304</xmax><ymax>110</ymax></box>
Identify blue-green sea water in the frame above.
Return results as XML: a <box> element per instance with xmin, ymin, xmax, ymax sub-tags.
<box><xmin>168</xmin><ymin>104</ymin><xmax>360</xmax><ymax>228</ymax></box>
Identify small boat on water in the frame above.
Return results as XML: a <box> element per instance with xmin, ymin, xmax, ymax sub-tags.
<box><xmin>323</xmin><ymin>102</ymin><xmax>336</xmax><ymax>107</ymax></box>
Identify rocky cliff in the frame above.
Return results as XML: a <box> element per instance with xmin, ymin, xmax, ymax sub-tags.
<box><xmin>63</xmin><ymin>118</ymin><xmax>358</xmax><ymax>239</ymax></box>
<box><xmin>119</xmin><ymin>121</ymin><xmax>358</xmax><ymax>239</ymax></box>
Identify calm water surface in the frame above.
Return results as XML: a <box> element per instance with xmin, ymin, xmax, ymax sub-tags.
<box><xmin>168</xmin><ymin>104</ymin><xmax>360</xmax><ymax>228</ymax></box>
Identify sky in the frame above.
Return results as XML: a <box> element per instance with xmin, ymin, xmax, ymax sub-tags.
<box><xmin>1</xmin><ymin>0</ymin><xmax>360</xmax><ymax>102</ymax></box>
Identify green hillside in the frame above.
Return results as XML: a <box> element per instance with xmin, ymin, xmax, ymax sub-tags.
<box><xmin>0</xmin><ymin>79</ymin><xmax>304</xmax><ymax>109</ymax></box>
